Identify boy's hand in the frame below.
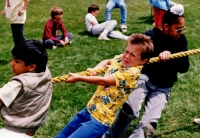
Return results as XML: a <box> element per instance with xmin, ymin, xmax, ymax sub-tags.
<box><xmin>87</xmin><ymin>68</ymin><xmax>97</xmax><ymax>76</ymax></box>
<box><xmin>159</xmin><ymin>51</ymin><xmax>171</xmax><ymax>62</ymax></box>
<box><xmin>18</xmin><ymin>9</ymin><xmax>25</xmax><ymax>16</ymax></box>
<box><xmin>66</xmin><ymin>73</ymin><xmax>80</xmax><ymax>83</ymax></box>
<box><xmin>60</xmin><ymin>40</ymin><xmax>67</xmax><ymax>47</ymax></box>
<box><xmin>1</xmin><ymin>10</ymin><xmax>6</xmax><ymax>15</ymax></box>
<box><xmin>65</xmin><ymin>37</ymin><xmax>69</xmax><ymax>44</ymax></box>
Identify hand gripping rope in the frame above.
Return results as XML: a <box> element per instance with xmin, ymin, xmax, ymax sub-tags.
<box><xmin>51</xmin><ymin>48</ymin><xmax>200</xmax><ymax>84</ymax></box>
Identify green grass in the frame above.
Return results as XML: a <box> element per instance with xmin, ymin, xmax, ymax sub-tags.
<box><xmin>1</xmin><ymin>0</ymin><xmax>200</xmax><ymax>137</ymax></box>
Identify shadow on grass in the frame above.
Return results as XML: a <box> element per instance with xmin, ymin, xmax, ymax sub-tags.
<box><xmin>0</xmin><ymin>59</ymin><xmax>9</xmax><ymax>65</ymax></box>
<box><xmin>154</xmin><ymin>123</ymin><xmax>200</xmax><ymax>138</ymax></box>
<box><xmin>78</xmin><ymin>30</ymin><xmax>93</xmax><ymax>36</ymax></box>
<box><xmin>134</xmin><ymin>16</ymin><xmax>154</xmax><ymax>25</ymax></box>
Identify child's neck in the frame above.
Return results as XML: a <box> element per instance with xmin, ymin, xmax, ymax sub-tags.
<box><xmin>52</xmin><ymin>18</ymin><xmax>59</xmax><ymax>22</ymax></box>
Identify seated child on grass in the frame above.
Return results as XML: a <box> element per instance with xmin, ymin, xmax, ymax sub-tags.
<box><xmin>0</xmin><ymin>40</ymin><xmax>52</xmax><ymax>138</ymax></box>
<box><xmin>42</xmin><ymin>6</ymin><xmax>73</xmax><ymax>49</ymax></box>
<box><xmin>55</xmin><ymin>34</ymin><xmax>154</xmax><ymax>138</ymax></box>
<box><xmin>86</xmin><ymin>4</ymin><xmax>129</xmax><ymax>41</ymax></box>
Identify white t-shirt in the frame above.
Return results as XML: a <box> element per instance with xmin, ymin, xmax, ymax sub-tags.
<box><xmin>85</xmin><ymin>13</ymin><xmax>98</xmax><ymax>32</ymax></box>
<box><xmin>0</xmin><ymin>80</ymin><xmax>22</xmax><ymax>107</ymax></box>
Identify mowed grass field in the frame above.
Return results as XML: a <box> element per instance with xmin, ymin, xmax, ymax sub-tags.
<box><xmin>0</xmin><ymin>0</ymin><xmax>200</xmax><ymax>137</ymax></box>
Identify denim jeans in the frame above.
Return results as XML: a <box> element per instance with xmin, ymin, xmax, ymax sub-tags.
<box><xmin>10</xmin><ymin>24</ymin><xmax>25</xmax><ymax>45</ymax></box>
<box><xmin>43</xmin><ymin>33</ymin><xmax>73</xmax><ymax>48</ymax></box>
<box><xmin>105</xmin><ymin>0</ymin><xmax>127</xmax><ymax>25</ymax></box>
<box><xmin>55</xmin><ymin>108</ymin><xmax>109</xmax><ymax>138</ymax></box>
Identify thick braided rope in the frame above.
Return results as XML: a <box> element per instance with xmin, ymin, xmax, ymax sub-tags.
<box><xmin>148</xmin><ymin>48</ymin><xmax>200</xmax><ymax>63</ymax></box>
<box><xmin>51</xmin><ymin>68</ymin><xmax>107</xmax><ymax>84</ymax></box>
<box><xmin>52</xmin><ymin>48</ymin><xmax>200</xmax><ymax>84</ymax></box>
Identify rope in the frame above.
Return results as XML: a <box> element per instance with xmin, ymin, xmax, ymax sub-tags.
<box><xmin>51</xmin><ymin>48</ymin><xmax>200</xmax><ymax>84</ymax></box>
<box><xmin>51</xmin><ymin>68</ymin><xmax>107</xmax><ymax>84</ymax></box>
<box><xmin>148</xmin><ymin>48</ymin><xmax>200</xmax><ymax>64</ymax></box>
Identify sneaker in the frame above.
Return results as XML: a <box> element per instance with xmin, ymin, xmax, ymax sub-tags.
<box><xmin>98</xmin><ymin>35</ymin><xmax>110</xmax><ymax>41</ymax></box>
<box><xmin>121</xmin><ymin>24</ymin><xmax>127</xmax><ymax>32</ymax></box>
<box><xmin>52</xmin><ymin>45</ymin><xmax>57</xmax><ymax>49</ymax></box>
<box><xmin>193</xmin><ymin>118</ymin><xmax>200</xmax><ymax>124</ymax></box>
<box><xmin>68</xmin><ymin>40</ymin><xmax>72</xmax><ymax>44</ymax></box>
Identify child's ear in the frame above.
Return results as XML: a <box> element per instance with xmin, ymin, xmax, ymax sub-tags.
<box><xmin>28</xmin><ymin>64</ymin><xmax>36</xmax><ymax>72</ymax></box>
<box><xmin>140</xmin><ymin>58</ymin><xmax>148</xmax><ymax>65</ymax></box>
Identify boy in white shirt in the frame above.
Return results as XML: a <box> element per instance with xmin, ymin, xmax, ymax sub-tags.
<box><xmin>85</xmin><ymin>4</ymin><xmax>129</xmax><ymax>41</ymax></box>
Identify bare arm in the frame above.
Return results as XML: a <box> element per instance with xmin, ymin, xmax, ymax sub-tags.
<box><xmin>1</xmin><ymin>2</ymin><xmax>6</xmax><ymax>15</ymax></box>
<box><xmin>91</xmin><ymin>21</ymin><xmax>98</xmax><ymax>26</ymax></box>
<box><xmin>18</xmin><ymin>0</ymin><xmax>30</xmax><ymax>16</ymax></box>
<box><xmin>66</xmin><ymin>72</ymin><xmax>116</xmax><ymax>86</ymax></box>
<box><xmin>92</xmin><ymin>59</ymin><xmax>112</xmax><ymax>69</ymax></box>
<box><xmin>87</xmin><ymin>59</ymin><xmax>112</xmax><ymax>76</ymax></box>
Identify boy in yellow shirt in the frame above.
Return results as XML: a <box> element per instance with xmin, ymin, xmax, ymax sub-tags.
<box><xmin>55</xmin><ymin>34</ymin><xmax>154</xmax><ymax>138</ymax></box>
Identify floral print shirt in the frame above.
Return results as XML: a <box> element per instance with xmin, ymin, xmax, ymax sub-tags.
<box><xmin>87</xmin><ymin>54</ymin><xmax>143</xmax><ymax>127</ymax></box>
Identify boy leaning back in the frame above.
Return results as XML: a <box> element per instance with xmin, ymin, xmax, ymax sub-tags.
<box><xmin>0</xmin><ymin>40</ymin><xmax>52</xmax><ymax>138</ymax></box>
<box><xmin>55</xmin><ymin>34</ymin><xmax>154</xmax><ymax>138</ymax></box>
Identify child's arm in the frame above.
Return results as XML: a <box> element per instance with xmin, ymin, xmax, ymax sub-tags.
<box><xmin>87</xmin><ymin>59</ymin><xmax>112</xmax><ymax>76</ymax></box>
<box><xmin>1</xmin><ymin>10</ymin><xmax>6</xmax><ymax>15</ymax></box>
<box><xmin>66</xmin><ymin>72</ymin><xmax>116</xmax><ymax>86</ymax></box>
<box><xmin>18</xmin><ymin>0</ymin><xmax>30</xmax><ymax>16</ymax></box>
<box><xmin>91</xmin><ymin>21</ymin><xmax>98</xmax><ymax>26</ymax></box>
<box><xmin>92</xmin><ymin>59</ymin><xmax>112</xmax><ymax>69</ymax></box>
<box><xmin>1</xmin><ymin>2</ymin><xmax>6</xmax><ymax>15</ymax></box>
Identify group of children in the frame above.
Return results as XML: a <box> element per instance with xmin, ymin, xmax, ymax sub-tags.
<box><xmin>0</xmin><ymin>1</ymin><xmax>154</xmax><ymax>137</ymax></box>
<box><xmin>1</xmin><ymin>0</ymin><xmax>129</xmax><ymax>50</ymax></box>
<box><xmin>0</xmin><ymin>1</ymin><xmax>199</xmax><ymax>138</ymax></box>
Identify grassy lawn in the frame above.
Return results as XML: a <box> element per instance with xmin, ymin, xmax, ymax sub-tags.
<box><xmin>1</xmin><ymin>0</ymin><xmax>200</xmax><ymax>137</ymax></box>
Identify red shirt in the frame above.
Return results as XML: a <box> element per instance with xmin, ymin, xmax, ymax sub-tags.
<box><xmin>42</xmin><ymin>19</ymin><xmax>68</xmax><ymax>42</ymax></box>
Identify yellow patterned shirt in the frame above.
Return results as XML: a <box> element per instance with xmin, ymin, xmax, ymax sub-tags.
<box><xmin>86</xmin><ymin>54</ymin><xmax>143</xmax><ymax>127</ymax></box>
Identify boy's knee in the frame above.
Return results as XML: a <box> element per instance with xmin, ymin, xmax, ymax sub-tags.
<box><xmin>44</xmin><ymin>39</ymin><xmax>54</xmax><ymax>45</ymax></box>
<box><xmin>111</xmin><ymin>20</ymin><xmax>117</xmax><ymax>26</ymax></box>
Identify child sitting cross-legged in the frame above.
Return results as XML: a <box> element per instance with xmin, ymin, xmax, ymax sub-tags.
<box><xmin>0</xmin><ymin>40</ymin><xmax>52</xmax><ymax>138</ymax></box>
<box><xmin>55</xmin><ymin>34</ymin><xmax>154</xmax><ymax>138</ymax></box>
<box><xmin>42</xmin><ymin>6</ymin><xmax>73</xmax><ymax>49</ymax></box>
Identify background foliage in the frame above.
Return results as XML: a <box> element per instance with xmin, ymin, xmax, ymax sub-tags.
<box><xmin>0</xmin><ymin>0</ymin><xmax>200</xmax><ymax>137</ymax></box>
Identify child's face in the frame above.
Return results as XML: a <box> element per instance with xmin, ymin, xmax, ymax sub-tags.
<box><xmin>163</xmin><ymin>17</ymin><xmax>185</xmax><ymax>40</ymax></box>
<box><xmin>10</xmin><ymin>57</ymin><xmax>31</xmax><ymax>76</ymax></box>
<box><xmin>54</xmin><ymin>13</ymin><xmax>63</xmax><ymax>20</ymax></box>
<box><xmin>92</xmin><ymin>10</ymin><xmax>99</xmax><ymax>16</ymax></box>
<box><xmin>122</xmin><ymin>44</ymin><xmax>146</xmax><ymax>68</ymax></box>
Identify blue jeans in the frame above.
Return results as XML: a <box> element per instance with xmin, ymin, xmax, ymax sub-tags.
<box><xmin>43</xmin><ymin>33</ymin><xmax>73</xmax><ymax>48</ymax></box>
<box><xmin>10</xmin><ymin>24</ymin><xmax>25</xmax><ymax>45</ymax></box>
<box><xmin>55</xmin><ymin>108</ymin><xmax>109</xmax><ymax>138</ymax></box>
<box><xmin>105</xmin><ymin>0</ymin><xmax>127</xmax><ymax>25</ymax></box>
